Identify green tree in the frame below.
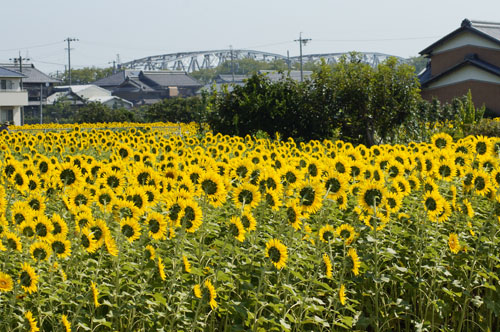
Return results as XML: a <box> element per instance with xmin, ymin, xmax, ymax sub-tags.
<box><xmin>74</xmin><ymin>102</ymin><xmax>137</xmax><ymax>123</ymax></box>
<box><xmin>143</xmin><ymin>96</ymin><xmax>207</xmax><ymax>123</ymax></box>
<box><xmin>60</xmin><ymin>67</ymin><xmax>114</xmax><ymax>85</ymax></box>
<box><xmin>406</xmin><ymin>56</ymin><xmax>429</xmax><ymax>74</ymax></box>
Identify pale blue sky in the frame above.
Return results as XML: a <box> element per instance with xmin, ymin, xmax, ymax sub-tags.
<box><xmin>1</xmin><ymin>0</ymin><xmax>499</xmax><ymax>74</ymax></box>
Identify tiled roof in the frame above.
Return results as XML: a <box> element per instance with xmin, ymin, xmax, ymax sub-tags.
<box><xmin>420</xmin><ymin>54</ymin><xmax>500</xmax><ymax>87</ymax></box>
<box><xmin>420</xmin><ymin>18</ymin><xmax>500</xmax><ymax>55</ymax></box>
<box><xmin>140</xmin><ymin>71</ymin><xmax>203</xmax><ymax>88</ymax></box>
<box><xmin>93</xmin><ymin>70</ymin><xmax>140</xmax><ymax>87</ymax></box>
<box><xmin>259</xmin><ymin>70</ymin><xmax>313</xmax><ymax>82</ymax></box>
<box><xmin>0</xmin><ymin>64</ymin><xmax>58</xmax><ymax>83</ymax></box>
<box><xmin>0</xmin><ymin>66</ymin><xmax>26</xmax><ymax>78</ymax></box>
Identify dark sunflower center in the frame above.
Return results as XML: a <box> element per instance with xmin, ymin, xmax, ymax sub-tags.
<box><xmin>229</xmin><ymin>223</ymin><xmax>240</xmax><ymax>237</ymax></box>
<box><xmin>33</xmin><ymin>248</ymin><xmax>47</xmax><ymax>260</ymax></box>
<box><xmin>286</xmin><ymin>207</ymin><xmax>297</xmax><ymax>223</ymax></box>
<box><xmin>425</xmin><ymin>197</ymin><xmax>437</xmax><ymax>211</ymax></box>
<box><xmin>435</xmin><ymin>138</ymin><xmax>447</xmax><ymax>148</ymax></box>
<box><xmin>149</xmin><ymin>219</ymin><xmax>160</xmax><ymax>233</ymax></box>
<box><xmin>81</xmin><ymin>234</ymin><xmax>90</xmax><ymax>248</ymax></box>
<box><xmin>340</xmin><ymin>229</ymin><xmax>351</xmax><ymax>239</ymax></box>
<box><xmin>137</xmin><ymin>172</ymin><xmax>150</xmax><ymax>185</ymax></box>
<box><xmin>75</xmin><ymin>194</ymin><xmax>88</xmax><ymax>206</ymax></box>
<box><xmin>335</xmin><ymin>162</ymin><xmax>346</xmax><ymax>173</ymax></box>
<box><xmin>52</xmin><ymin>241</ymin><xmax>66</xmax><ymax>254</ymax></box>
<box><xmin>241</xmin><ymin>216</ymin><xmax>250</xmax><ymax>228</ymax></box>
<box><xmin>52</xmin><ymin>222</ymin><xmax>62</xmax><ymax>235</ymax></box>
<box><xmin>476</xmin><ymin>142</ymin><xmax>487</xmax><ymax>155</ymax></box>
<box><xmin>325</xmin><ymin>178</ymin><xmax>341</xmax><ymax>194</ymax></box>
<box><xmin>20</xmin><ymin>271</ymin><xmax>32</xmax><ymax>287</ymax></box>
<box><xmin>268</xmin><ymin>246</ymin><xmax>281</xmax><ymax>263</ymax></box>
<box><xmin>36</xmin><ymin>223</ymin><xmax>47</xmax><ymax>237</ymax></box>
<box><xmin>201</xmin><ymin>179</ymin><xmax>218</xmax><ymax>195</ymax></box>
<box><xmin>300</xmin><ymin>187</ymin><xmax>316</xmax><ymax>206</ymax></box>
<box><xmin>107</xmin><ymin>176</ymin><xmax>120</xmax><ymax>188</ymax></box>
<box><xmin>474</xmin><ymin>176</ymin><xmax>486</xmax><ymax>191</ymax></box>
<box><xmin>7</xmin><ymin>238</ymin><xmax>18</xmax><ymax>250</ymax></box>
<box><xmin>90</xmin><ymin>226</ymin><xmax>103</xmax><ymax>241</ymax></box>
<box><xmin>439</xmin><ymin>165</ymin><xmax>451</xmax><ymax>178</ymax></box>
<box><xmin>238</xmin><ymin>189</ymin><xmax>253</xmax><ymax>204</ymax></box>
<box><xmin>190</xmin><ymin>173</ymin><xmax>200</xmax><ymax>184</ymax></box>
<box><xmin>39</xmin><ymin>161</ymin><xmax>49</xmax><ymax>174</ymax></box>
<box><xmin>22</xmin><ymin>226</ymin><xmax>34</xmax><ymax>237</ymax></box>
<box><xmin>322</xmin><ymin>230</ymin><xmax>334</xmax><ymax>241</ymax></box>
<box><xmin>119</xmin><ymin>148</ymin><xmax>129</xmax><ymax>158</ymax></box>
<box><xmin>99</xmin><ymin>193</ymin><xmax>112</xmax><ymax>205</ymax></box>
<box><xmin>363</xmin><ymin>189</ymin><xmax>382</xmax><ymax>207</ymax></box>
<box><xmin>78</xmin><ymin>218</ymin><xmax>89</xmax><ymax>229</ymax></box>
<box><xmin>236</xmin><ymin>166</ymin><xmax>248</xmax><ymax>178</ymax></box>
<box><xmin>122</xmin><ymin>224</ymin><xmax>135</xmax><ymax>238</ymax></box>
<box><xmin>60</xmin><ymin>169</ymin><xmax>76</xmax><ymax>185</ymax></box>
<box><xmin>169</xmin><ymin>204</ymin><xmax>181</xmax><ymax>222</ymax></box>
<box><xmin>308</xmin><ymin>164</ymin><xmax>318</xmax><ymax>177</ymax></box>
<box><xmin>14</xmin><ymin>213</ymin><xmax>25</xmax><ymax>224</ymax></box>
<box><xmin>14</xmin><ymin>173</ymin><xmax>24</xmax><ymax>186</ymax></box>
<box><xmin>127</xmin><ymin>194</ymin><xmax>144</xmax><ymax>209</ymax></box>
<box><xmin>29</xmin><ymin>199</ymin><xmax>41</xmax><ymax>211</ymax></box>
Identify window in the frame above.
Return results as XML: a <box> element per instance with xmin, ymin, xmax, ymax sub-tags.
<box><xmin>0</xmin><ymin>80</ymin><xmax>14</xmax><ymax>90</ymax></box>
<box><xmin>0</xmin><ymin>109</ymin><xmax>13</xmax><ymax>122</ymax></box>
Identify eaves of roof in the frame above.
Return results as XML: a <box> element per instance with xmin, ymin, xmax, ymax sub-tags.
<box><xmin>421</xmin><ymin>55</ymin><xmax>500</xmax><ymax>87</ymax></box>
<box><xmin>420</xmin><ymin>19</ymin><xmax>500</xmax><ymax>56</ymax></box>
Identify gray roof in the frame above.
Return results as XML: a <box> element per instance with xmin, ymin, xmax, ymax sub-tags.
<box><xmin>140</xmin><ymin>71</ymin><xmax>203</xmax><ymax>88</ymax></box>
<box><xmin>93</xmin><ymin>70</ymin><xmax>140</xmax><ymax>87</ymax></box>
<box><xmin>216</xmin><ymin>74</ymin><xmax>249</xmax><ymax>84</ymax></box>
<box><xmin>420</xmin><ymin>18</ymin><xmax>500</xmax><ymax>55</ymax></box>
<box><xmin>0</xmin><ymin>66</ymin><xmax>26</xmax><ymax>78</ymax></box>
<box><xmin>0</xmin><ymin>63</ymin><xmax>59</xmax><ymax>83</ymax></box>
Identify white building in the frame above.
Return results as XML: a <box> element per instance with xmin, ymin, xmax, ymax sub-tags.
<box><xmin>0</xmin><ymin>66</ymin><xmax>28</xmax><ymax>125</ymax></box>
<box><xmin>47</xmin><ymin>84</ymin><xmax>133</xmax><ymax>109</ymax></box>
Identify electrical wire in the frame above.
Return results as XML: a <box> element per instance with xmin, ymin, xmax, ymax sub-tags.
<box><xmin>0</xmin><ymin>41</ymin><xmax>63</xmax><ymax>53</ymax></box>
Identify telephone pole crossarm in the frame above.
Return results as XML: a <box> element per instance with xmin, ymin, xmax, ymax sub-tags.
<box><xmin>64</xmin><ymin>37</ymin><xmax>79</xmax><ymax>85</ymax></box>
<box><xmin>294</xmin><ymin>33</ymin><xmax>311</xmax><ymax>82</ymax></box>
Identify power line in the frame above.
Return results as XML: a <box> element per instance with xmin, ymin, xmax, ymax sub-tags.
<box><xmin>314</xmin><ymin>36</ymin><xmax>440</xmax><ymax>42</ymax></box>
<box><xmin>0</xmin><ymin>41</ymin><xmax>63</xmax><ymax>53</ymax></box>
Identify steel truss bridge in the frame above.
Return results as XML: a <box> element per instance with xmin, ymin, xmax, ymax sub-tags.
<box><xmin>119</xmin><ymin>50</ymin><xmax>403</xmax><ymax>73</ymax></box>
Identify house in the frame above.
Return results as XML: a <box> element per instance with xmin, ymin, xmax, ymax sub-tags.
<box><xmin>47</xmin><ymin>85</ymin><xmax>133</xmax><ymax>109</ymax></box>
<box><xmin>93</xmin><ymin>70</ymin><xmax>203</xmax><ymax>105</ymax></box>
<box><xmin>0</xmin><ymin>66</ymin><xmax>28</xmax><ymax>126</ymax></box>
<box><xmin>0</xmin><ymin>63</ymin><xmax>60</xmax><ymax>123</ymax></box>
<box><xmin>419</xmin><ymin>19</ymin><xmax>500</xmax><ymax>115</ymax></box>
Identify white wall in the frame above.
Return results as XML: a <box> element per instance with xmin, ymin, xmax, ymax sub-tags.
<box><xmin>433</xmin><ymin>31</ymin><xmax>500</xmax><ymax>54</ymax></box>
<box><xmin>429</xmin><ymin>65</ymin><xmax>500</xmax><ymax>88</ymax></box>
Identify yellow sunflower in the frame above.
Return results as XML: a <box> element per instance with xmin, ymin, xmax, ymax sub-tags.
<box><xmin>204</xmin><ymin>279</ymin><xmax>218</xmax><ymax>310</ymax></box>
<box><xmin>19</xmin><ymin>262</ymin><xmax>39</xmax><ymax>294</ymax></box>
<box><xmin>145</xmin><ymin>212</ymin><xmax>167</xmax><ymax>240</ymax></box>
<box><xmin>265</xmin><ymin>238</ymin><xmax>288</xmax><ymax>270</ymax></box>
<box><xmin>229</xmin><ymin>216</ymin><xmax>246</xmax><ymax>242</ymax></box>
<box><xmin>358</xmin><ymin>181</ymin><xmax>387</xmax><ymax>212</ymax></box>
<box><xmin>448</xmin><ymin>233</ymin><xmax>461</xmax><ymax>254</ymax></box>
<box><xmin>179</xmin><ymin>199</ymin><xmax>203</xmax><ymax>233</ymax></box>
<box><xmin>240</xmin><ymin>209</ymin><xmax>257</xmax><ymax>232</ymax></box>
<box><xmin>295</xmin><ymin>179</ymin><xmax>325</xmax><ymax>214</ymax></box>
<box><xmin>0</xmin><ymin>271</ymin><xmax>13</xmax><ymax>292</ymax></box>
<box><xmin>50</xmin><ymin>235</ymin><xmax>72</xmax><ymax>259</ymax></box>
<box><xmin>61</xmin><ymin>314</ymin><xmax>71</xmax><ymax>332</ymax></box>
<box><xmin>193</xmin><ymin>284</ymin><xmax>202</xmax><ymax>298</ymax></box>
<box><xmin>158</xmin><ymin>257</ymin><xmax>166</xmax><ymax>281</ymax></box>
<box><xmin>339</xmin><ymin>284</ymin><xmax>346</xmax><ymax>306</ymax></box>
<box><xmin>90</xmin><ymin>281</ymin><xmax>100</xmax><ymax>308</ymax></box>
<box><xmin>335</xmin><ymin>224</ymin><xmax>356</xmax><ymax>246</ymax></box>
<box><xmin>232</xmin><ymin>183</ymin><xmax>261</xmax><ymax>210</ymax></box>
<box><xmin>30</xmin><ymin>241</ymin><xmax>52</xmax><ymax>262</ymax></box>
<box><xmin>423</xmin><ymin>191</ymin><xmax>444</xmax><ymax>221</ymax></box>
<box><xmin>348</xmin><ymin>248</ymin><xmax>361</xmax><ymax>276</ymax></box>
<box><xmin>322</xmin><ymin>253</ymin><xmax>333</xmax><ymax>279</ymax></box>
<box><xmin>80</xmin><ymin>227</ymin><xmax>98</xmax><ymax>254</ymax></box>
<box><xmin>182</xmin><ymin>255</ymin><xmax>192</xmax><ymax>273</ymax></box>
<box><xmin>3</xmin><ymin>231</ymin><xmax>22</xmax><ymax>252</ymax></box>
<box><xmin>120</xmin><ymin>218</ymin><xmax>142</xmax><ymax>243</ymax></box>
<box><xmin>25</xmin><ymin>311</ymin><xmax>40</xmax><ymax>332</ymax></box>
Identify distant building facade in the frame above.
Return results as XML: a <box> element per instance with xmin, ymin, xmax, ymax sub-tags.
<box><xmin>419</xmin><ymin>19</ymin><xmax>500</xmax><ymax>115</ymax></box>
<box><xmin>93</xmin><ymin>70</ymin><xmax>203</xmax><ymax>106</ymax></box>
<box><xmin>0</xmin><ymin>66</ymin><xmax>28</xmax><ymax>126</ymax></box>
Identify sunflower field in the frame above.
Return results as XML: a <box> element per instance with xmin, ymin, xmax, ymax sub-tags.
<box><xmin>1</xmin><ymin>121</ymin><xmax>500</xmax><ymax>332</ymax></box>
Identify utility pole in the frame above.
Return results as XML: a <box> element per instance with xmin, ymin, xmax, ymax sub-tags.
<box><xmin>294</xmin><ymin>33</ymin><xmax>311</xmax><ymax>82</ymax></box>
<box><xmin>287</xmin><ymin>50</ymin><xmax>291</xmax><ymax>71</ymax></box>
<box><xmin>64</xmin><ymin>37</ymin><xmax>78</xmax><ymax>85</ymax></box>
<box><xmin>230</xmin><ymin>45</ymin><xmax>235</xmax><ymax>84</ymax></box>
<box><xmin>109</xmin><ymin>60</ymin><xmax>116</xmax><ymax>74</ymax></box>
